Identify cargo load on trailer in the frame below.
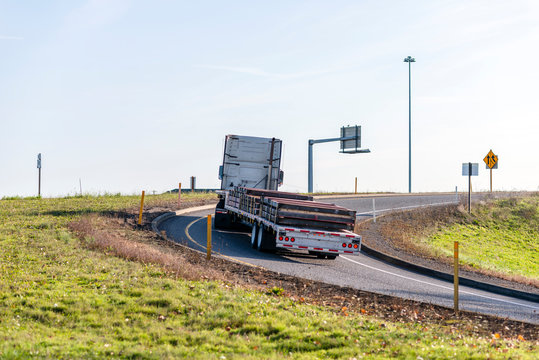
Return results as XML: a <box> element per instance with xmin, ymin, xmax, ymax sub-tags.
<box><xmin>215</xmin><ymin>134</ymin><xmax>361</xmax><ymax>259</ymax></box>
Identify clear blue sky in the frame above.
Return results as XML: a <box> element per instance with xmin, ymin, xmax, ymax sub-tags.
<box><xmin>1</xmin><ymin>0</ymin><xmax>538</xmax><ymax>197</ymax></box>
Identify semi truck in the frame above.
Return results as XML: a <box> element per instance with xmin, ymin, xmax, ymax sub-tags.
<box><xmin>214</xmin><ymin>134</ymin><xmax>361</xmax><ymax>259</ymax></box>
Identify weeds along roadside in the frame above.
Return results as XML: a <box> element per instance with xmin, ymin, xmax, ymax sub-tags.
<box><xmin>67</xmin><ymin>196</ymin><xmax>538</xmax><ymax>338</ymax></box>
<box><xmin>0</xmin><ymin>193</ymin><xmax>537</xmax><ymax>358</ymax></box>
<box><xmin>359</xmin><ymin>193</ymin><xmax>538</xmax><ymax>287</ymax></box>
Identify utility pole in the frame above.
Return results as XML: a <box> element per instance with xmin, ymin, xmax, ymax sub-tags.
<box><xmin>404</xmin><ymin>56</ymin><xmax>416</xmax><ymax>193</ymax></box>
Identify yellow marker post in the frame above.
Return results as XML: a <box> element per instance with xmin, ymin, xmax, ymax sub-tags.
<box><xmin>454</xmin><ymin>241</ymin><xmax>459</xmax><ymax>313</ymax></box>
<box><xmin>206</xmin><ymin>214</ymin><xmax>212</xmax><ymax>260</ymax></box>
<box><xmin>178</xmin><ymin>182</ymin><xmax>182</xmax><ymax>209</ymax></box>
<box><xmin>138</xmin><ymin>190</ymin><xmax>145</xmax><ymax>225</ymax></box>
<box><xmin>355</xmin><ymin>177</ymin><xmax>357</xmax><ymax>194</ymax></box>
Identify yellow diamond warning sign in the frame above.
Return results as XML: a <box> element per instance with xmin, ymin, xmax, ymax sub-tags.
<box><xmin>483</xmin><ymin>150</ymin><xmax>498</xmax><ymax>169</ymax></box>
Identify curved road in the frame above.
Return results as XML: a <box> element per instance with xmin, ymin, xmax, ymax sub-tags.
<box><xmin>159</xmin><ymin>194</ymin><xmax>539</xmax><ymax>324</ymax></box>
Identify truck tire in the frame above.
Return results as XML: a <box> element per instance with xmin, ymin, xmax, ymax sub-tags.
<box><xmin>214</xmin><ymin>197</ymin><xmax>233</xmax><ymax>230</ymax></box>
<box><xmin>214</xmin><ymin>210</ymin><xmax>233</xmax><ymax>229</ymax></box>
<box><xmin>250</xmin><ymin>223</ymin><xmax>259</xmax><ymax>249</ymax></box>
<box><xmin>256</xmin><ymin>225</ymin><xmax>276</xmax><ymax>252</ymax></box>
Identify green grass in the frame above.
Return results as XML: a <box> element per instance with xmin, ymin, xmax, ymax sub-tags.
<box><xmin>422</xmin><ymin>195</ymin><xmax>539</xmax><ymax>280</ymax></box>
<box><xmin>0</xmin><ymin>195</ymin><xmax>535</xmax><ymax>359</ymax></box>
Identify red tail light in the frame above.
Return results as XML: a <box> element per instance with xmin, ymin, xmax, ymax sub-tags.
<box><xmin>342</xmin><ymin>243</ymin><xmax>346</xmax><ymax>248</ymax></box>
<box><xmin>353</xmin><ymin>244</ymin><xmax>359</xmax><ymax>249</ymax></box>
<box><xmin>291</xmin><ymin>238</ymin><xmax>295</xmax><ymax>242</ymax></box>
<box><xmin>348</xmin><ymin>244</ymin><xmax>352</xmax><ymax>248</ymax></box>
<box><xmin>279</xmin><ymin>236</ymin><xmax>283</xmax><ymax>241</ymax></box>
<box><xmin>285</xmin><ymin>237</ymin><xmax>289</xmax><ymax>241</ymax></box>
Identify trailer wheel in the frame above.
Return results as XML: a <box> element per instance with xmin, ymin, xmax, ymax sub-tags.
<box><xmin>250</xmin><ymin>223</ymin><xmax>259</xmax><ymax>249</ymax></box>
<box><xmin>214</xmin><ymin>210</ymin><xmax>233</xmax><ymax>229</ymax></box>
<box><xmin>256</xmin><ymin>225</ymin><xmax>276</xmax><ymax>252</ymax></box>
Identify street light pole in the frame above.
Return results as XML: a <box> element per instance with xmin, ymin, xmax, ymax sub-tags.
<box><xmin>404</xmin><ymin>56</ymin><xmax>415</xmax><ymax>193</ymax></box>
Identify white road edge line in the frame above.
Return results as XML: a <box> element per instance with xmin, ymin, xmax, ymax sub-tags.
<box><xmin>341</xmin><ymin>256</ymin><xmax>539</xmax><ymax>310</ymax></box>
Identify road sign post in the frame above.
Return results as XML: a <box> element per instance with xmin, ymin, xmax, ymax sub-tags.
<box><xmin>462</xmin><ymin>163</ymin><xmax>478</xmax><ymax>213</ymax></box>
<box><xmin>483</xmin><ymin>150</ymin><xmax>498</xmax><ymax>193</ymax></box>
<box><xmin>468</xmin><ymin>163</ymin><xmax>471</xmax><ymax>213</ymax></box>
<box><xmin>37</xmin><ymin>153</ymin><xmax>42</xmax><ymax>197</ymax></box>
<box><xmin>454</xmin><ymin>241</ymin><xmax>459</xmax><ymax>313</ymax></box>
<box><xmin>308</xmin><ymin>126</ymin><xmax>370</xmax><ymax>193</ymax></box>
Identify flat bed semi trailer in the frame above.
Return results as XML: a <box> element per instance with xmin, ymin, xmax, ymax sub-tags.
<box><xmin>218</xmin><ymin>187</ymin><xmax>361</xmax><ymax>259</ymax></box>
<box><xmin>214</xmin><ymin>134</ymin><xmax>361</xmax><ymax>259</ymax></box>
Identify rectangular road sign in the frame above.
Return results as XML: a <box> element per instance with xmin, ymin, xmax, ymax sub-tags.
<box><xmin>340</xmin><ymin>125</ymin><xmax>361</xmax><ymax>153</ymax></box>
<box><xmin>37</xmin><ymin>153</ymin><xmax>41</xmax><ymax>169</ymax></box>
<box><xmin>462</xmin><ymin>163</ymin><xmax>478</xmax><ymax>176</ymax></box>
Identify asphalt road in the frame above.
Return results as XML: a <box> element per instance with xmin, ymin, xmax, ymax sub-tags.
<box><xmin>159</xmin><ymin>194</ymin><xmax>539</xmax><ymax>324</ymax></box>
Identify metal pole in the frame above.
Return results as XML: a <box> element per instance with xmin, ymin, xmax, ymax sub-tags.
<box><xmin>454</xmin><ymin>241</ymin><xmax>459</xmax><ymax>313</ymax></box>
<box><xmin>468</xmin><ymin>163</ymin><xmax>471</xmax><ymax>214</ymax></box>
<box><xmin>308</xmin><ymin>140</ymin><xmax>313</xmax><ymax>193</ymax></box>
<box><xmin>38</xmin><ymin>168</ymin><xmax>41</xmax><ymax>197</ymax></box>
<box><xmin>306</xmin><ymin>135</ymin><xmax>369</xmax><ymax>193</ymax></box>
<box><xmin>355</xmin><ymin>177</ymin><xmax>357</xmax><ymax>194</ymax></box>
<box><xmin>408</xmin><ymin>60</ymin><xmax>412</xmax><ymax>194</ymax></box>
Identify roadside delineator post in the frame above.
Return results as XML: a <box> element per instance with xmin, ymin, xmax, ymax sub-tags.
<box><xmin>355</xmin><ymin>177</ymin><xmax>357</xmax><ymax>194</ymax></box>
<box><xmin>454</xmin><ymin>241</ymin><xmax>459</xmax><ymax>313</ymax></box>
<box><xmin>178</xmin><ymin>182</ymin><xmax>182</xmax><ymax>209</ymax></box>
<box><xmin>372</xmin><ymin>198</ymin><xmax>376</xmax><ymax>223</ymax></box>
<box><xmin>138</xmin><ymin>190</ymin><xmax>145</xmax><ymax>226</ymax></box>
<box><xmin>207</xmin><ymin>214</ymin><xmax>212</xmax><ymax>260</ymax></box>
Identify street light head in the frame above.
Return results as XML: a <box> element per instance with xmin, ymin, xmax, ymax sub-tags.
<box><xmin>404</xmin><ymin>56</ymin><xmax>416</xmax><ymax>63</ymax></box>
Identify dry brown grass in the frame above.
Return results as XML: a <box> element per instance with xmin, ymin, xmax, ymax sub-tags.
<box><xmin>378</xmin><ymin>204</ymin><xmax>465</xmax><ymax>257</ymax></box>
<box><xmin>69</xmin><ymin>215</ymin><xmax>223</xmax><ymax>282</ymax></box>
<box><xmin>360</xmin><ymin>202</ymin><xmax>539</xmax><ymax>288</ymax></box>
<box><xmin>67</xmin><ymin>213</ymin><xmax>539</xmax><ymax>339</ymax></box>
<box><xmin>63</xmin><ymin>207</ymin><xmax>539</xmax><ymax>339</ymax></box>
